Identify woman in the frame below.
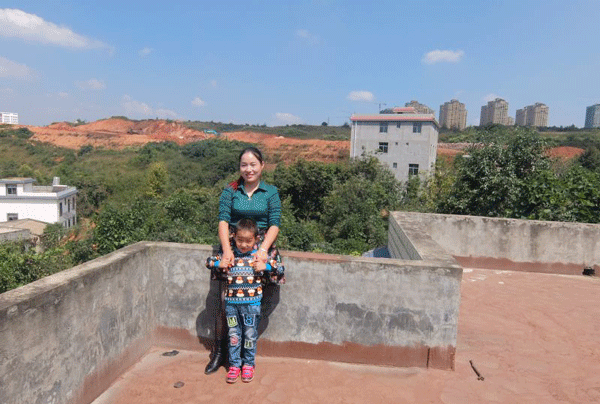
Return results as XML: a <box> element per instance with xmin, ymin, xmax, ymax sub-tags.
<box><xmin>205</xmin><ymin>146</ymin><xmax>282</xmax><ymax>374</ymax></box>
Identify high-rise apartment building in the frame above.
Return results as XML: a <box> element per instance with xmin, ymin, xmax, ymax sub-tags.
<box><xmin>0</xmin><ymin>112</ymin><xmax>18</xmax><ymax>125</ymax></box>
<box><xmin>405</xmin><ymin>100</ymin><xmax>434</xmax><ymax>115</ymax></box>
<box><xmin>515</xmin><ymin>109</ymin><xmax>527</xmax><ymax>126</ymax></box>
<box><xmin>515</xmin><ymin>103</ymin><xmax>549</xmax><ymax>127</ymax></box>
<box><xmin>439</xmin><ymin>99</ymin><xmax>467</xmax><ymax>130</ymax></box>
<box><xmin>585</xmin><ymin>104</ymin><xmax>600</xmax><ymax>128</ymax></box>
<box><xmin>480</xmin><ymin>98</ymin><xmax>511</xmax><ymax>126</ymax></box>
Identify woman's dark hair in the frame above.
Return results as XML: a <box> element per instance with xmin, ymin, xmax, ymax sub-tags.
<box><xmin>229</xmin><ymin>147</ymin><xmax>264</xmax><ymax>190</ymax></box>
<box><xmin>238</xmin><ymin>146</ymin><xmax>263</xmax><ymax>164</ymax></box>
<box><xmin>234</xmin><ymin>218</ymin><xmax>258</xmax><ymax>237</ymax></box>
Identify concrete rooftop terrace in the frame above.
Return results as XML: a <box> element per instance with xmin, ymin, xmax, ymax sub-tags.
<box><xmin>94</xmin><ymin>268</ymin><xmax>600</xmax><ymax>404</ymax></box>
<box><xmin>2</xmin><ymin>212</ymin><xmax>600</xmax><ymax>404</ymax></box>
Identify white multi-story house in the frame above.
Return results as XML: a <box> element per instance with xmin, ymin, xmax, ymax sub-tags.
<box><xmin>0</xmin><ymin>177</ymin><xmax>78</xmax><ymax>228</ymax></box>
<box><xmin>350</xmin><ymin>107</ymin><xmax>439</xmax><ymax>183</ymax></box>
<box><xmin>0</xmin><ymin>112</ymin><xmax>19</xmax><ymax>125</ymax></box>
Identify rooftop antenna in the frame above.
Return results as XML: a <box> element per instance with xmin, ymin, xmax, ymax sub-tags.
<box><xmin>378</xmin><ymin>103</ymin><xmax>387</xmax><ymax>113</ymax></box>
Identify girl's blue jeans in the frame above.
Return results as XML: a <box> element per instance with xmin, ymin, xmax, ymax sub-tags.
<box><xmin>225</xmin><ymin>303</ymin><xmax>261</xmax><ymax>368</ymax></box>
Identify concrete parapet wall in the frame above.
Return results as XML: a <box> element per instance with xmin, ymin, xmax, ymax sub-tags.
<box><xmin>0</xmin><ymin>243</ymin><xmax>156</xmax><ymax>404</ymax></box>
<box><xmin>393</xmin><ymin>212</ymin><xmax>600</xmax><ymax>274</ymax></box>
<box><xmin>1</xmin><ymin>235</ymin><xmax>462</xmax><ymax>404</ymax></box>
<box><xmin>0</xmin><ymin>228</ymin><xmax>30</xmax><ymax>242</ymax></box>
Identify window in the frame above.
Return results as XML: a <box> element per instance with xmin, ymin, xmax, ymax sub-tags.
<box><xmin>59</xmin><ymin>202</ymin><xmax>63</xmax><ymax>216</ymax></box>
<box><xmin>68</xmin><ymin>199</ymin><xmax>71</xmax><ymax>212</ymax></box>
<box><xmin>379</xmin><ymin>122</ymin><xmax>388</xmax><ymax>133</ymax></box>
<box><xmin>7</xmin><ymin>213</ymin><xmax>18</xmax><ymax>221</ymax></box>
<box><xmin>6</xmin><ymin>185</ymin><xmax>16</xmax><ymax>195</ymax></box>
<box><xmin>408</xmin><ymin>164</ymin><xmax>419</xmax><ymax>176</ymax></box>
<box><xmin>396</xmin><ymin>122</ymin><xmax>402</xmax><ymax>128</ymax></box>
<box><xmin>378</xmin><ymin>142</ymin><xmax>388</xmax><ymax>153</ymax></box>
<box><xmin>413</xmin><ymin>122</ymin><xmax>422</xmax><ymax>133</ymax></box>
<box><xmin>393</xmin><ymin>163</ymin><xmax>397</xmax><ymax>168</ymax></box>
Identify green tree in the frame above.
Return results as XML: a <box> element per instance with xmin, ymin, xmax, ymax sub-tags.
<box><xmin>93</xmin><ymin>201</ymin><xmax>151</xmax><ymax>254</ymax></box>
<box><xmin>320</xmin><ymin>157</ymin><xmax>403</xmax><ymax>254</ymax></box>
<box><xmin>181</xmin><ymin>138</ymin><xmax>252</xmax><ymax>186</ymax></box>
<box><xmin>273</xmin><ymin>160</ymin><xmax>344</xmax><ymax>220</ymax></box>
<box><xmin>0</xmin><ymin>241</ymin><xmax>73</xmax><ymax>294</ymax></box>
<box><xmin>162</xmin><ymin>189</ymin><xmax>201</xmax><ymax>222</ymax></box>
<box><xmin>439</xmin><ymin>128</ymin><xmax>551</xmax><ymax>217</ymax></box>
<box><xmin>42</xmin><ymin>223</ymin><xmax>67</xmax><ymax>250</ymax></box>
<box><xmin>17</xmin><ymin>164</ymin><xmax>34</xmax><ymax>177</ymax></box>
<box><xmin>579</xmin><ymin>146</ymin><xmax>600</xmax><ymax>173</ymax></box>
<box><xmin>143</xmin><ymin>161</ymin><xmax>168</xmax><ymax>199</ymax></box>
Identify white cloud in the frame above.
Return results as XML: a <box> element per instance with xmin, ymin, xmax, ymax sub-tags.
<box><xmin>155</xmin><ymin>108</ymin><xmax>178</xmax><ymax>118</ymax></box>
<box><xmin>210</xmin><ymin>79</ymin><xmax>217</xmax><ymax>88</ymax></box>
<box><xmin>483</xmin><ymin>93</ymin><xmax>503</xmax><ymax>102</ymax></box>
<box><xmin>274</xmin><ymin>112</ymin><xmax>303</xmax><ymax>125</ymax></box>
<box><xmin>0</xmin><ymin>87</ymin><xmax>14</xmax><ymax>94</ymax></box>
<box><xmin>422</xmin><ymin>49</ymin><xmax>464</xmax><ymax>65</ymax></box>
<box><xmin>0</xmin><ymin>56</ymin><xmax>35</xmax><ymax>79</ymax></box>
<box><xmin>121</xmin><ymin>95</ymin><xmax>178</xmax><ymax>119</ymax></box>
<box><xmin>138</xmin><ymin>47</ymin><xmax>153</xmax><ymax>57</ymax></box>
<box><xmin>346</xmin><ymin>90</ymin><xmax>375</xmax><ymax>102</ymax></box>
<box><xmin>58</xmin><ymin>92</ymin><xmax>69</xmax><ymax>98</ymax></box>
<box><xmin>191</xmin><ymin>97</ymin><xmax>206</xmax><ymax>107</ymax></box>
<box><xmin>0</xmin><ymin>8</ymin><xmax>112</xmax><ymax>51</ymax></box>
<box><xmin>76</xmin><ymin>78</ymin><xmax>106</xmax><ymax>90</ymax></box>
<box><xmin>295</xmin><ymin>29</ymin><xmax>320</xmax><ymax>45</ymax></box>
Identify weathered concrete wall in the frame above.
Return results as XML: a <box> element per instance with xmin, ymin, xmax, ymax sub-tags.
<box><xmin>148</xmin><ymin>243</ymin><xmax>461</xmax><ymax>370</ymax></box>
<box><xmin>0</xmin><ymin>243</ymin><xmax>156</xmax><ymax>404</ymax></box>
<box><xmin>0</xmin><ymin>234</ymin><xmax>462</xmax><ymax>404</ymax></box>
<box><xmin>394</xmin><ymin>212</ymin><xmax>600</xmax><ymax>274</ymax></box>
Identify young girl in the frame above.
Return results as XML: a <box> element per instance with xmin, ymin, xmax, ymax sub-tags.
<box><xmin>206</xmin><ymin>218</ymin><xmax>282</xmax><ymax>383</ymax></box>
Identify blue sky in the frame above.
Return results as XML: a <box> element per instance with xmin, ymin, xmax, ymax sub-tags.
<box><xmin>0</xmin><ymin>0</ymin><xmax>598</xmax><ymax>127</ymax></box>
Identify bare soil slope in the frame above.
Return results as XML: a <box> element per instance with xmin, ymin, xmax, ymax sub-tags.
<box><xmin>29</xmin><ymin>119</ymin><xmax>211</xmax><ymax>150</ymax></box>
<box><xmin>26</xmin><ymin>119</ymin><xmax>349</xmax><ymax>165</ymax></box>
<box><xmin>222</xmin><ymin>131</ymin><xmax>348</xmax><ymax>164</ymax></box>
<box><xmin>24</xmin><ymin>119</ymin><xmax>584</xmax><ymax>165</ymax></box>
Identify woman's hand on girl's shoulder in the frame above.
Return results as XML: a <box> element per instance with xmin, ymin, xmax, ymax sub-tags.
<box><xmin>254</xmin><ymin>248</ymin><xmax>268</xmax><ymax>263</ymax></box>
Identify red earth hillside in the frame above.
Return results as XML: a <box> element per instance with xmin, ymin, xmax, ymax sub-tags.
<box><xmin>23</xmin><ymin>119</ymin><xmax>585</xmax><ymax>165</ymax></box>
<box><xmin>25</xmin><ymin>119</ymin><xmax>350</xmax><ymax>165</ymax></box>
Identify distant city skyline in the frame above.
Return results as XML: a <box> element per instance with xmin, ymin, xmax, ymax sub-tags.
<box><xmin>0</xmin><ymin>1</ymin><xmax>598</xmax><ymax>127</ymax></box>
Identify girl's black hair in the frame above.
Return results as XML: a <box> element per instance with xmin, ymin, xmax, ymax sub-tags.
<box><xmin>234</xmin><ymin>218</ymin><xmax>259</xmax><ymax>237</ymax></box>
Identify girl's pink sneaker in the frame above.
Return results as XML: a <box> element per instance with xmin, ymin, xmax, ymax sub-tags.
<box><xmin>241</xmin><ymin>365</ymin><xmax>254</xmax><ymax>382</ymax></box>
<box><xmin>226</xmin><ymin>366</ymin><xmax>241</xmax><ymax>384</ymax></box>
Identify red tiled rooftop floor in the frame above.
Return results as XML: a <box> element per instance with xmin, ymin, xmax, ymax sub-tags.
<box><xmin>93</xmin><ymin>269</ymin><xmax>600</xmax><ymax>404</ymax></box>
